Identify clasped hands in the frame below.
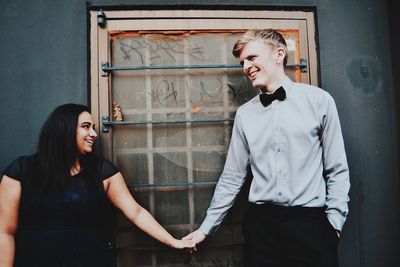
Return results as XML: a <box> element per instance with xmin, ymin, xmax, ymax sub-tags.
<box><xmin>181</xmin><ymin>229</ymin><xmax>206</xmax><ymax>253</ymax></box>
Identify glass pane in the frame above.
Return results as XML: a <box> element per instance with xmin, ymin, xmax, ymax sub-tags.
<box><xmin>153</xmin><ymin>152</ymin><xmax>187</xmax><ymax>184</ymax></box>
<box><xmin>116</xmin><ymin>153</ymin><xmax>148</xmax><ymax>184</ymax></box>
<box><xmin>191</xmin><ymin>122</ymin><xmax>227</xmax><ymax>147</ymax></box>
<box><xmin>114</xmin><ymin>125</ymin><xmax>147</xmax><ymax>149</ymax></box>
<box><xmin>151</xmin><ymin>73</ymin><xmax>186</xmax><ymax>109</ymax></box>
<box><xmin>153</xmin><ymin>123</ymin><xmax>186</xmax><ymax>148</ymax></box>
<box><xmin>227</xmin><ymin>72</ymin><xmax>256</xmax><ymax>106</ymax></box>
<box><xmin>192</xmin><ymin>151</ymin><xmax>226</xmax><ymax>182</ymax></box>
<box><xmin>113</xmin><ymin>76</ymin><xmax>147</xmax><ymax>110</ymax></box>
<box><xmin>194</xmin><ymin>188</ymin><xmax>215</xmax><ymax>224</ymax></box>
<box><xmin>154</xmin><ymin>191</ymin><xmax>189</xmax><ymax>225</ymax></box>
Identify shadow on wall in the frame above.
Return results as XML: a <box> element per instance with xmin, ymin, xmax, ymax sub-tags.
<box><xmin>346</xmin><ymin>57</ymin><xmax>382</xmax><ymax>96</ymax></box>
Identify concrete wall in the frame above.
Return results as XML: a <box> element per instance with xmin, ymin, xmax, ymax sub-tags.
<box><xmin>1</xmin><ymin>0</ymin><xmax>398</xmax><ymax>266</ymax></box>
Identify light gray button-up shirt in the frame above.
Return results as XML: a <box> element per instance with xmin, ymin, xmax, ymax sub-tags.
<box><xmin>199</xmin><ymin>76</ymin><xmax>350</xmax><ymax>235</ymax></box>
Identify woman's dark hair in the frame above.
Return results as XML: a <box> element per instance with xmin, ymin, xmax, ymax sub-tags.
<box><xmin>27</xmin><ymin>104</ymin><xmax>102</xmax><ymax>199</ymax></box>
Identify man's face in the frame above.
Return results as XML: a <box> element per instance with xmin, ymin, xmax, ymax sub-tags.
<box><xmin>239</xmin><ymin>39</ymin><xmax>278</xmax><ymax>91</ymax></box>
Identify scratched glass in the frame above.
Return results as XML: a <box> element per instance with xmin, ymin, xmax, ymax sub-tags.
<box><xmin>112</xmin><ymin>75</ymin><xmax>147</xmax><ymax>110</ymax></box>
<box><xmin>116</xmin><ymin>152</ymin><xmax>148</xmax><ymax>185</ymax></box>
<box><xmin>150</xmin><ymin>73</ymin><xmax>186</xmax><ymax>109</ymax></box>
<box><xmin>152</xmin><ymin>114</ymin><xmax>186</xmax><ymax>151</ymax></box>
<box><xmin>153</xmin><ymin>152</ymin><xmax>187</xmax><ymax>184</ymax></box>
<box><xmin>154</xmin><ymin>191</ymin><xmax>190</xmax><ymax>224</ymax></box>
<box><xmin>191</xmin><ymin>117</ymin><xmax>227</xmax><ymax>147</ymax></box>
<box><xmin>192</xmin><ymin>151</ymin><xmax>227</xmax><ymax>181</ymax></box>
<box><xmin>112</xmin><ymin>33</ymin><xmax>186</xmax><ymax>66</ymax></box>
<box><xmin>194</xmin><ymin>188</ymin><xmax>215</xmax><ymax>223</ymax></box>
<box><xmin>114</xmin><ymin>122</ymin><xmax>147</xmax><ymax>149</ymax></box>
<box><xmin>227</xmin><ymin>72</ymin><xmax>257</xmax><ymax>106</ymax></box>
<box><xmin>185</xmin><ymin>33</ymin><xmax>227</xmax><ymax>64</ymax></box>
<box><xmin>188</xmin><ymin>73</ymin><xmax>226</xmax><ymax>108</ymax></box>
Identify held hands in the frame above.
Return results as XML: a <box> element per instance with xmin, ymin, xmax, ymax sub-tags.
<box><xmin>182</xmin><ymin>229</ymin><xmax>207</xmax><ymax>253</ymax></box>
<box><xmin>168</xmin><ymin>229</ymin><xmax>205</xmax><ymax>251</ymax></box>
<box><xmin>171</xmin><ymin>238</ymin><xmax>196</xmax><ymax>249</ymax></box>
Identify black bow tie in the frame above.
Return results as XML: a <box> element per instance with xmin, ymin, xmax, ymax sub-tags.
<box><xmin>259</xmin><ymin>87</ymin><xmax>286</xmax><ymax>107</ymax></box>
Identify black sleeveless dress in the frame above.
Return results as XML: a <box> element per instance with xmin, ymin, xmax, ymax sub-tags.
<box><xmin>3</xmin><ymin>155</ymin><xmax>119</xmax><ymax>267</ymax></box>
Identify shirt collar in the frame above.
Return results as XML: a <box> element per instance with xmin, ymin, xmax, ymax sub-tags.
<box><xmin>257</xmin><ymin>76</ymin><xmax>293</xmax><ymax>95</ymax></box>
<box><xmin>281</xmin><ymin>75</ymin><xmax>293</xmax><ymax>95</ymax></box>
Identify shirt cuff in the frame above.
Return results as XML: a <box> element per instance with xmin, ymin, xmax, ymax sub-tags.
<box><xmin>326</xmin><ymin>209</ymin><xmax>347</xmax><ymax>231</ymax></box>
<box><xmin>199</xmin><ymin>220</ymin><xmax>218</xmax><ymax>236</ymax></box>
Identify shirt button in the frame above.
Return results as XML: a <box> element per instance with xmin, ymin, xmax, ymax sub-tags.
<box><xmin>278</xmin><ymin>169</ymin><xmax>282</xmax><ymax>174</ymax></box>
<box><xmin>278</xmin><ymin>192</ymin><xmax>282</xmax><ymax>196</ymax></box>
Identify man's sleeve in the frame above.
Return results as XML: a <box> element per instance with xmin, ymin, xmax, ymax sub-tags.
<box><xmin>321</xmin><ymin>94</ymin><xmax>351</xmax><ymax>231</ymax></box>
<box><xmin>199</xmin><ymin>111</ymin><xmax>250</xmax><ymax>235</ymax></box>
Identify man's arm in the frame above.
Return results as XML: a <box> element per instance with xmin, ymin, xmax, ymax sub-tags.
<box><xmin>183</xmin><ymin>111</ymin><xmax>250</xmax><ymax>245</ymax></box>
<box><xmin>321</xmin><ymin>94</ymin><xmax>351</xmax><ymax>232</ymax></box>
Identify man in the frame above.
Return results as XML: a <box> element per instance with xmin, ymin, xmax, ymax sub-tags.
<box><xmin>183</xmin><ymin>29</ymin><xmax>350</xmax><ymax>267</ymax></box>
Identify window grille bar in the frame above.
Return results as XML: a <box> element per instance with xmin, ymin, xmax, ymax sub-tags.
<box><xmin>127</xmin><ymin>181</ymin><xmax>218</xmax><ymax>191</ymax></box>
<box><xmin>101</xmin><ymin>59</ymin><xmax>308</xmax><ymax>75</ymax></box>
<box><xmin>101</xmin><ymin>116</ymin><xmax>234</xmax><ymax>132</ymax></box>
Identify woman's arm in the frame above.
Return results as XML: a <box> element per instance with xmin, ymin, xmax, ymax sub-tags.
<box><xmin>0</xmin><ymin>176</ymin><xmax>21</xmax><ymax>267</ymax></box>
<box><xmin>104</xmin><ymin>172</ymin><xmax>194</xmax><ymax>249</ymax></box>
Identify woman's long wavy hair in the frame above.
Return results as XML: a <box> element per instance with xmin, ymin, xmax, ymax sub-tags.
<box><xmin>26</xmin><ymin>103</ymin><xmax>102</xmax><ymax>199</ymax></box>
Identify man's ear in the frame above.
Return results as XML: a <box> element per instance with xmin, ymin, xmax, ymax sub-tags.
<box><xmin>276</xmin><ymin>47</ymin><xmax>286</xmax><ymax>64</ymax></box>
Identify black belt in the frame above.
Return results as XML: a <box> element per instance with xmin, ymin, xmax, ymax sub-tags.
<box><xmin>248</xmin><ymin>202</ymin><xmax>325</xmax><ymax>216</ymax></box>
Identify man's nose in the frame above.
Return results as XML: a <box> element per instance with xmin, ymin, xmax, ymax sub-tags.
<box><xmin>243</xmin><ymin>60</ymin><xmax>251</xmax><ymax>74</ymax></box>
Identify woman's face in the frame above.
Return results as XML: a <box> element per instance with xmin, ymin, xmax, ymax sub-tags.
<box><xmin>76</xmin><ymin>111</ymin><xmax>97</xmax><ymax>154</ymax></box>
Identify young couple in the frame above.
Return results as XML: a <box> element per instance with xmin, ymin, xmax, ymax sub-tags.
<box><xmin>0</xmin><ymin>29</ymin><xmax>349</xmax><ymax>267</ymax></box>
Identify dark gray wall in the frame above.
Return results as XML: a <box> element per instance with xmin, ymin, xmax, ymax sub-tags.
<box><xmin>0</xmin><ymin>0</ymin><xmax>88</xmax><ymax>164</ymax></box>
<box><xmin>1</xmin><ymin>0</ymin><xmax>398</xmax><ymax>266</ymax></box>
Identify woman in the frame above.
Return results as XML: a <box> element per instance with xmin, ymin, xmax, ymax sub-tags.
<box><xmin>0</xmin><ymin>103</ymin><xmax>194</xmax><ymax>267</ymax></box>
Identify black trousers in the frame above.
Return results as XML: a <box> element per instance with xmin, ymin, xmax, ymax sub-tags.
<box><xmin>243</xmin><ymin>202</ymin><xmax>339</xmax><ymax>267</ymax></box>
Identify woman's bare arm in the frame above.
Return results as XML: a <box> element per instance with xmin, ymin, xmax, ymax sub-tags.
<box><xmin>0</xmin><ymin>176</ymin><xmax>21</xmax><ymax>267</ymax></box>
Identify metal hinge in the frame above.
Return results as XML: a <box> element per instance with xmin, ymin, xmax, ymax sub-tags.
<box><xmin>97</xmin><ymin>9</ymin><xmax>106</xmax><ymax>28</ymax></box>
<box><xmin>101</xmin><ymin>62</ymin><xmax>110</xmax><ymax>77</ymax></box>
<box><xmin>102</xmin><ymin>116</ymin><xmax>110</xmax><ymax>133</ymax></box>
<box><xmin>300</xmin><ymin>58</ymin><xmax>308</xmax><ymax>73</ymax></box>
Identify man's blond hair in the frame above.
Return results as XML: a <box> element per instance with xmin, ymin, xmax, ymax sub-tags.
<box><xmin>232</xmin><ymin>29</ymin><xmax>289</xmax><ymax>66</ymax></box>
